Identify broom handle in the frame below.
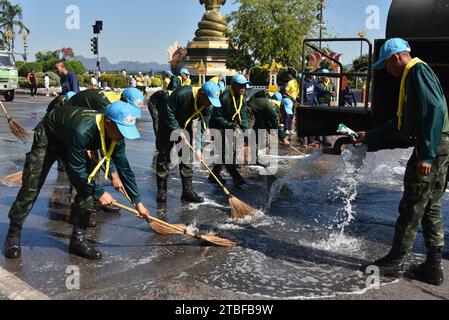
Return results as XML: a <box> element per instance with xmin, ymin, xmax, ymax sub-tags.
<box><xmin>0</xmin><ymin>101</ymin><xmax>10</xmax><ymax>118</ymax></box>
<box><xmin>290</xmin><ymin>145</ymin><xmax>307</xmax><ymax>157</ymax></box>
<box><xmin>182</xmin><ymin>138</ymin><xmax>230</xmax><ymax>195</ymax></box>
<box><xmin>113</xmin><ymin>201</ymin><xmax>187</xmax><ymax>234</ymax></box>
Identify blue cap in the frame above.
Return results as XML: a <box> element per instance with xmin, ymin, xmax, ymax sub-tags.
<box><xmin>201</xmin><ymin>81</ymin><xmax>222</xmax><ymax>108</ymax></box>
<box><xmin>231</xmin><ymin>74</ymin><xmax>250</xmax><ymax>86</ymax></box>
<box><xmin>272</xmin><ymin>92</ymin><xmax>283</xmax><ymax>101</ymax></box>
<box><xmin>218</xmin><ymin>81</ymin><xmax>226</xmax><ymax>91</ymax></box>
<box><xmin>166</xmin><ymin>70</ymin><xmax>174</xmax><ymax>77</ymax></box>
<box><xmin>122</xmin><ymin>88</ymin><xmax>144</xmax><ymax>119</ymax></box>
<box><xmin>66</xmin><ymin>91</ymin><xmax>76</xmax><ymax>101</ymax></box>
<box><xmin>106</xmin><ymin>101</ymin><xmax>141</xmax><ymax>140</ymax></box>
<box><xmin>373</xmin><ymin>38</ymin><xmax>411</xmax><ymax>70</ymax></box>
<box><xmin>282</xmin><ymin>98</ymin><xmax>294</xmax><ymax>115</ymax></box>
<box><xmin>321</xmin><ymin>69</ymin><xmax>330</xmax><ymax>74</ymax></box>
<box><xmin>180</xmin><ymin>68</ymin><xmax>191</xmax><ymax>76</ymax></box>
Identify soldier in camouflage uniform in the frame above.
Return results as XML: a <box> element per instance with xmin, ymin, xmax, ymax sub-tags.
<box><xmin>209</xmin><ymin>75</ymin><xmax>250</xmax><ymax>187</ymax></box>
<box><xmin>357</xmin><ymin>39</ymin><xmax>448</xmax><ymax>286</ymax></box>
<box><xmin>156</xmin><ymin>82</ymin><xmax>222</xmax><ymax>203</ymax></box>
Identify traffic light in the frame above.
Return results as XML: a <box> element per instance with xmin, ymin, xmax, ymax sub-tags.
<box><xmin>91</xmin><ymin>37</ymin><xmax>98</xmax><ymax>55</ymax></box>
<box><xmin>93</xmin><ymin>21</ymin><xmax>103</xmax><ymax>34</ymax></box>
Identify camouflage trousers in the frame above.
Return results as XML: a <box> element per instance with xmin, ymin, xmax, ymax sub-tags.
<box><xmin>8</xmin><ymin>122</ymin><xmax>94</xmax><ymax>228</ymax></box>
<box><xmin>148</xmin><ymin>101</ymin><xmax>159</xmax><ymax>136</ymax></box>
<box><xmin>156</xmin><ymin>128</ymin><xmax>193</xmax><ymax>181</ymax></box>
<box><xmin>393</xmin><ymin>137</ymin><xmax>449</xmax><ymax>252</ymax></box>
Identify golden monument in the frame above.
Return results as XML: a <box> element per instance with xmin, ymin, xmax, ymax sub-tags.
<box><xmin>184</xmin><ymin>0</ymin><xmax>234</xmax><ymax>76</ymax></box>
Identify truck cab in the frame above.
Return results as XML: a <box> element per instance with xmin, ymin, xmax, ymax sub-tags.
<box><xmin>0</xmin><ymin>49</ymin><xmax>18</xmax><ymax>102</ymax></box>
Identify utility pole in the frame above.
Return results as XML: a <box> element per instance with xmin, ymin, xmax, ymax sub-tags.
<box><xmin>318</xmin><ymin>0</ymin><xmax>325</xmax><ymax>49</ymax></box>
<box><xmin>92</xmin><ymin>21</ymin><xmax>103</xmax><ymax>81</ymax></box>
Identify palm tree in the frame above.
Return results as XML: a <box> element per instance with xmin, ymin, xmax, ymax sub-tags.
<box><xmin>0</xmin><ymin>0</ymin><xmax>29</xmax><ymax>53</ymax></box>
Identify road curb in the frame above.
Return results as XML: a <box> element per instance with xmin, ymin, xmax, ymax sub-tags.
<box><xmin>0</xmin><ymin>266</ymin><xmax>50</xmax><ymax>300</ymax></box>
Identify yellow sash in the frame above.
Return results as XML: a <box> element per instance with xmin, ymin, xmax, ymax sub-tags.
<box><xmin>397</xmin><ymin>57</ymin><xmax>426</xmax><ymax>129</ymax></box>
<box><xmin>88</xmin><ymin>114</ymin><xmax>117</xmax><ymax>183</ymax></box>
<box><xmin>272</xmin><ymin>100</ymin><xmax>282</xmax><ymax>122</ymax></box>
<box><xmin>184</xmin><ymin>87</ymin><xmax>207</xmax><ymax>130</ymax></box>
<box><xmin>179</xmin><ymin>76</ymin><xmax>191</xmax><ymax>87</ymax></box>
<box><xmin>230</xmin><ymin>89</ymin><xmax>243</xmax><ymax>123</ymax></box>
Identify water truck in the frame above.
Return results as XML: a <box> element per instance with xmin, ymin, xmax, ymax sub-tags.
<box><xmin>297</xmin><ymin>0</ymin><xmax>449</xmax><ymax>155</ymax></box>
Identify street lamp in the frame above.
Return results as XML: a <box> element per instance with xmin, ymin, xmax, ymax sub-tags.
<box><xmin>358</xmin><ymin>31</ymin><xmax>366</xmax><ymax>57</ymax></box>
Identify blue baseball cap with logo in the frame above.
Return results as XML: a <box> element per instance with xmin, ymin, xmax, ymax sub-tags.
<box><xmin>106</xmin><ymin>101</ymin><xmax>141</xmax><ymax>140</ymax></box>
<box><xmin>231</xmin><ymin>74</ymin><xmax>250</xmax><ymax>86</ymax></box>
<box><xmin>201</xmin><ymin>81</ymin><xmax>222</xmax><ymax>108</ymax></box>
<box><xmin>373</xmin><ymin>38</ymin><xmax>411</xmax><ymax>70</ymax></box>
<box><xmin>282</xmin><ymin>98</ymin><xmax>294</xmax><ymax>115</ymax></box>
<box><xmin>180</xmin><ymin>68</ymin><xmax>191</xmax><ymax>76</ymax></box>
<box><xmin>122</xmin><ymin>88</ymin><xmax>144</xmax><ymax>119</ymax></box>
<box><xmin>272</xmin><ymin>92</ymin><xmax>283</xmax><ymax>101</ymax></box>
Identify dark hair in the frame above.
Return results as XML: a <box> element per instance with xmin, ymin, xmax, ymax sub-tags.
<box><xmin>54</xmin><ymin>60</ymin><xmax>66</xmax><ymax>68</ymax></box>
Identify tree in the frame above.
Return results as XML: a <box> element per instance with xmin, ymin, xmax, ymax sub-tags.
<box><xmin>351</xmin><ymin>54</ymin><xmax>371</xmax><ymax>73</ymax></box>
<box><xmin>60</xmin><ymin>47</ymin><xmax>75</xmax><ymax>60</ymax></box>
<box><xmin>0</xmin><ymin>0</ymin><xmax>29</xmax><ymax>54</ymax></box>
<box><xmin>35</xmin><ymin>50</ymin><xmax>60</xmax><ymax>63</ymax></box>
<box><xmin>227</xmin><ymin>0</ymin><xmax>322</xmax><ymax>71</ymax></box>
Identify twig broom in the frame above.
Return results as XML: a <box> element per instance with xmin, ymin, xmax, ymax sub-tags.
<box><xmin>183</xmin><ymin>139</ymin><xmax>257</xmax><ymax>220</ymax></box>
<box><xmin>0</xmin><ymin>100</ymin><xmax>29</xmax><ymax>142</ymax></box>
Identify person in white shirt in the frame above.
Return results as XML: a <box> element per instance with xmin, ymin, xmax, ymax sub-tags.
<box><xmin>44</xmin><ymin>74</ymin><xmax>50</xmax><ymax>96</ymax></box>
<box><xmin>91</xmin><ymin>75</ymin><xmax>98</xmax><ymax>88</ymax></box>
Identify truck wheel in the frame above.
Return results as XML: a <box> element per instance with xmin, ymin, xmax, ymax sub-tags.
<box><xmin>4</xmin><ymin>90</ymin><xmax>14</xmax><ymax>102</ymax></box>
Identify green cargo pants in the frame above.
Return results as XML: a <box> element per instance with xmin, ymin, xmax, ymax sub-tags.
<box><xmin>148</xmin><ymin>100</ymin><xmax>159</xmax><ymax>136</ymax></box>
<box><xmin>393</xmin><ymin>137</ymin><xmax>449</xmax><ymax>252</ymax></box>
<box><xmin>8</xmin><ymin>122</ymin><xmax>94</xmax><ymax>228</ymax></box>
<box><xmin>156</xmin><ymin>127</ymin><xmax>194</xmax><ymax>181</ymax></box>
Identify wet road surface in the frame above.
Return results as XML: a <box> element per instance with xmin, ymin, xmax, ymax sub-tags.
<box><xmin>0</xmin><ymin>94</ymin><xmax>448</xmax><ymax>300</ymax></box>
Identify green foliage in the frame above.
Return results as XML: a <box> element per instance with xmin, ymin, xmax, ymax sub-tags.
<box><xmin>45</xmin><ymin>71</ymin><xmax>60</xmax><ymax>83</ymax></box>
<box><xmin>351</xmin><ymin>54</ymin><xmax>371</xmax><ymax>73</ymax></box>
<box><xmin>76</xmin><ymin>75</ymin><xmax>84</xmax><ymax>86</ymax></box>
<box><xmin>65</xmin><ymin>60</ymin><xmax>85</xmax><ymax>75</ymax></box>
<box><xmin>227</xmin><ymin>0</ymin><xmax>321</xmax><ymax>71</ymax></box>
<box><xmin>18</xmin><ymin>62</ymin><xmax>42</xmax><ymax>77</ymax></box>
<box><xmin>99</xmin><ymin>73</ymin><xmax>127</xmax><ymax>88</ymax></box>
<box><xmin>35</xmin><ymin>50</ymin><xmax>59</xmax><ymax>63</ymax></box>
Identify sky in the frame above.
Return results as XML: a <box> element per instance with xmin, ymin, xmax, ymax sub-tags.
<box><xmin>13</xmin><ymin>0</ymin><xmax>392</xmax><ymax>65</ymax></box>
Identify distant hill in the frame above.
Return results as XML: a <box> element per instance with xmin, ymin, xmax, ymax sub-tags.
<box><xmin>74</xmin><ymin>55</ymin><xmax>169</xmax><ymax>73</ymax></box>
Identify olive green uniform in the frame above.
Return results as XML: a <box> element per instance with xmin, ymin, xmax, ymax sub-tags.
<box><xmin>317</xmin><ymin>80</ymin><xmax>336</xmax><ymax>105</ymax></box>
<box><xmin>157</xmin><ymin>86</ymin><xmax>213</xmax><ymax>181</ymax></box>
<box><xmin>210</xmin><ymin>88</ymin><xmax>249</xmax><ymax>177</ymax></box>
<box><xmin>8</xmin><ymin>106</ymin><xmax>141</xmax><ymax>228</ymax></box>
<box><xmin>148</xmin><ymin>90</ymin><xmax>171</xmax><ymax>136</ymax></box>
<box><xmin>366</xmin><ymin>63</ymin><xmax>449</xmax><ymax>252</ymax></box>
<box><xmin>248</xmin><ymin>97</ymin><xmax>286</xmax><ymax>142</ymax></box>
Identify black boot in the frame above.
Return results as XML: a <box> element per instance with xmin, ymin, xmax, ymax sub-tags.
<box><xmin>407</xmin><ymin>247</ymin><xmax>444</xmax><ymax>286</ymax></box>
<box><xmin>208</xmin><ymin>165</ymin><xmax>227</xmax><ymax>186</ymax></box>
<box><xmin>181</xmin><ymin>177</ymin><xmax>204</xmax><ymax>203</ymax></box>
<box><xmin>361</xmin><ymin>248</ymin><xmax>406</xmax><ymax>278</ymax></box>
<box><xmin>227</xmin><ymin>166</ymin><xmax>246</xmax><ymax>188</ymax></box>
<box><xmin>69</xmin><ymin>225</ymin><xmax>102</xmax><ymax>260</ymax></box>
<box><xmin>4</xmin><ymin>222</ymin><xmax>22</xmax><ymax>259</ymax></box>
<box><xmin>157</xmin><ymin>177</ymin><xmax>168</xmax><ymax>203</ymax></box>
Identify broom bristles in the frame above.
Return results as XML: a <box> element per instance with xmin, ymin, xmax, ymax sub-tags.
<box><xmin>8</xmin><ymin>118</ymin><xmax>30</xmax><ymax>142</ymax></box>
<box><xmin>229</xmin><ymin>195</ymin><xmax>258</xmax><ymax>220</ymax></box>
<box><xmin>200</xmin><ymin>233</ymin><xmax>236</xmax><ymax>247</ymax></box>
<box><xmin>149</xmin><ymin>222</ymin><xmax>188</xmax><ymax>235</ymax></box>
<box><xmin>2</xmin><ymin>171</ymin><xmax>23</xmax><ymax>185</ymax></box>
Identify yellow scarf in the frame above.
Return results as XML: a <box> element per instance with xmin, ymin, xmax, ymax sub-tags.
<box><xmin>184</xmin><ymin>87</ymin><xmax>207</xmax><ymax>130</ymax></box>
<box><xmin>397</xmin><ymin>57</ymin><xmax>426</xmax><ymax>130</ymax></box>
<box><xmin>88</xmin><ymin>114</ymin><xmax>117</xmax><ymax>183</ymax></box>
<box><xmin>230</xmin><ymin>89</ymin><xmax>243</xmax><ymax>123</ymax></box>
